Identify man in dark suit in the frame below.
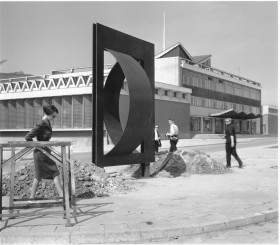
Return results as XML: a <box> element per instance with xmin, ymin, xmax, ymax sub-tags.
<box><xmin>225</xmin><ymin>118</ymin><xmax>243</xmax><ymax>168</ymax></box>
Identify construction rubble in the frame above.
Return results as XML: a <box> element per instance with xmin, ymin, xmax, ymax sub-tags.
<box><xmin>120</xmin><ymin>148</ymin><xmax>231</xmax><ymax>178</ymax></box>
<box><xmin>2</xmin><ymin>148</ymin><xmax>230</xmax><ymax>199</ymax></box>
<box><xmin>2</xmin><ymin>160</ymin><xmax>136</xmax><ymax>199</ymax></box>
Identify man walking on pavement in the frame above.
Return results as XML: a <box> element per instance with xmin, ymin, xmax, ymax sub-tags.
<box><xmin>225</xmin><ymin>118</ymin><xmax>243</xmax><ymax>168</ymax></box>
<box><xmin>166</xmin><ymin>119</ymin><xmax>179</xmax><ymax>153</ymax></box>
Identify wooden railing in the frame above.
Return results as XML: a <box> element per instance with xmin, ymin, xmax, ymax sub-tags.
<box><xmin>0</xmin><ymin>141</ymin><xmax>76</xmax><ymax>227</ymax></box>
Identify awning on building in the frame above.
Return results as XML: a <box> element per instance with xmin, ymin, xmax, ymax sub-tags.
<box><xmin>210</xmin><ymin>109</ymin><xmax>262</xmax><ymax>120</ymax></box>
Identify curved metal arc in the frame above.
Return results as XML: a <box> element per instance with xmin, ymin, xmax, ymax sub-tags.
<box><xmin>104</xmin><ymin>49</ymin><xmax>153</xmax><ymax>156</ymax></box>
<box><xmin>103</xmin><ymin>63</ymin><xmax>124</xmax><ymax>145</ymax></box>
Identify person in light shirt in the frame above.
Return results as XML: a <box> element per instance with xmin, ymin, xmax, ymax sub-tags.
<box><xmin>165</xmin><ymin>119</ymin><xmax>179</xmax><ymax>153</ymax></box>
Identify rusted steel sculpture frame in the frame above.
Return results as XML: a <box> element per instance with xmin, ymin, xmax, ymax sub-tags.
<box><xmin>92</xmin><ymin>23</ymin><xmax>155</xmax><ymax>167</ymax></box>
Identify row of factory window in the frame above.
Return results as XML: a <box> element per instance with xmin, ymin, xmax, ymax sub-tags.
<box><xmin>191</xmin><ymin>117</ymin><xmax>257</xmax><ymax>134</ymax></box>
<box><xmin>182</xmin><ymin>69</ymin><xmax>261</xmax><ymax>100</ymax></box>
<box><xmin>268</xmin><ymin>108</ymin><xmax>278</xmax><ymax>114</ymax></box>
<box><xmin>191</xmin><ymin>96</ymin><xmax>260</xmax><ymax>114</ymax></box>
<box><xmin>0</xmin><ymin>95</ymin><xmax>92</xmax><ymax>129</ymax></box>
<box><xmin>154</xmin><ymin>88</ymin><xmax>191</xmax><ymax>101</ymax></box>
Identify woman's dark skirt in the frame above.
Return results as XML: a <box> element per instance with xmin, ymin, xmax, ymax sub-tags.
<box><xmin>33</xmin><ymin>148</ymin><xmax>60</xmax><ymax>180</ymax></box>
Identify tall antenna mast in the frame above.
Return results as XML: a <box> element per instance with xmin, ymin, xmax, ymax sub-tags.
<box><xmin>163</xmin><ymin>12</ymin><xmax>166</xmax><ymax>51</ymax></box>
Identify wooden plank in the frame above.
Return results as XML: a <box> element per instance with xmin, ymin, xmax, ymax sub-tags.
<box><xmin>9</xmin><ymin>147</ymin><xmax>16</xmax><ymax>216</ymax></box>
<box><xmin>2</xmin><ymin>147</ymin><xmax>33</xmax><ymax>167</ymax></box>
<box><xmin>0</xmin><ymin>210</ymin><xmax>69</xmax><ymax>218</ymax></box>
<box><xmin>70</xmin><ymin>159</ymin><xmax>77</xmax><ymax>216</ymax></box>
<box><xmin>0</xmin><ymin>141</ymin><xmax>75</xmax><ymax>224</ymax></box>
<box><xmin>14</xmin><ymin>197</ymin><xmax>62</xmax><ymax>202</ymax></box>
<box><xmin>36</xmin><ymin>147</ymin><xmax>63</xmax><ymax>168</ymax></box>
<box><xmin>0</xmin><ymin>141</ymin><xmax>71</xmax><ymax>147</ymax></box>
<box><xmin>48</xmin><ymin>146</ymin><xmax>62</xmax><ymax>159</ymax></box>
<box><xmin>3</xmin><ymin>202</ymin><xmax>64</xmax><ymax>209</ymax></box>
<box><xmin>49</xmin><ymin>146</ymin><xmax>71</xmax><ymax>164</ymax></box>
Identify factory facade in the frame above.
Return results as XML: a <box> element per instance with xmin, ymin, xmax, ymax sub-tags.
<box><xmin>0</xmin><ymin>42</ymin><xmax>266</xmax><ymax>149</ymax></box>
<box><xmin>155</xmin><ymin>43</ymin><xmax>262</xmax><ymax>137</ymax></box>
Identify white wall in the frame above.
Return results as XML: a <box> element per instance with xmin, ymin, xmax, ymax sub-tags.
<box><xmin>155</xmin><ymin>57</ymin><xmax>180</xmax><ymax>86</ymax></box>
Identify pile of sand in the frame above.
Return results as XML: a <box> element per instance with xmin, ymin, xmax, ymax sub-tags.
<box><xmin>120</xmin><ymin>149</ymin><xmax>231</xmax><ymax>178</ymax></box>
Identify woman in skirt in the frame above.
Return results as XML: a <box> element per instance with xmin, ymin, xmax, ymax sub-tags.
<box><xmin>25</xmin><ymin>105</ymin><xmax>63</xmax><ymax>198</ymax></box>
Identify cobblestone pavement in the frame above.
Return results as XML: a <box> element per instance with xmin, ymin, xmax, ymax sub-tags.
<box><xmin>142</xmin><ymin>218</ymin><xmax>278</xmax><ymax>244</ymax></box>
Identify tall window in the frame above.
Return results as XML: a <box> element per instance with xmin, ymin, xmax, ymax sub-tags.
<box><xmin>33</xmin><ymin>98</ymin><xmax>42</xmax><ymax>123</ymax></box>
<box><xmin>0</xmin><ymin>95</ymin><xmax>93</xmax><ymax>130</ymax></box>
<box><xmin>8</xmin><ymin>100</ymin><xmax>17</xmax><ymax>128</ymax></box>
<box><xmin>52</xmin><ymin>97</ymin><xmax>62</xmax><ymax>128</ymax></box>
<box><xmin>42</xmin><ymin>97</ymin><xmax>52</xmax><ymax>107</ymax></box>
<box><xmin>62</xmin><ymin>96</ymin><xmax>72</xmax><ymax>128</ymax></box>
<box><xmin>84</xmin><ymin>94</ymin><xmax>92</xmax><ymax>128</ymax></box>
<box><xmin>191</xmin><ymin>117</ymin><xmax>201</xmax><ymax>131</ymax></box>
<box><xmin>16</xmin><ymin>100</ymin><xmax>25</xmax><ymax>128</ymax></box>
<box><xmin>73</xmin><ymin>95</ymin><xmax>83</xmax><ymax>128</ymax></box>
<box><xmin>0</xmin><ymin>100</ymin><xmax>8</xmax><ymax>129</ymax></box>
<box><xmin>204</xmin><ymin>118</ymin><xmax>212</xmax><ymax>131</ymax></box>
<box><xmin>25</xmin><ymin>99</ymin><xmax>33</xmax><ymax>128</ymax></box>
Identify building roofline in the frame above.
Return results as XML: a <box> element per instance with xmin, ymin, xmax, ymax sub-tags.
<box><xmin>155</xmin><ymin>42</ymin><xmax>194</xmax><ymax>61</ymax></box>
<box><xmin>192</xmin><ymin>55</ymin><xmax>212</xmax><ymax>64</ymax></box>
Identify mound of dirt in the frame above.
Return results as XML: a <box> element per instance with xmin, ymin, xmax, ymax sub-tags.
<box><xmin>180</xmin><ymin>149</ymin><xmax>230</xmax><ymax>175</ymax></box>
<box><xmin>2</xmin><ymin>160</ymin><xmax>136</xmax><ymax>199</ymax></box>
<box><xmin>120</xmin><ymin>148</ymin><xmax>231</xmax><ymax>178</ymax></box>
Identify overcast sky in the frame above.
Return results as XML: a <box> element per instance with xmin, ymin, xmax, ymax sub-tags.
<box><xmin>0</xmin><ymin>1</ymin><xmax>278</xmax><ymax>106</ymax></box>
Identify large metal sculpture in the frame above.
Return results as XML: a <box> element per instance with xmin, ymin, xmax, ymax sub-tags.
<box><xmin>92</xmin><ymin>23</ymin><xmax>154</xmax><ymax>174</ymax></box>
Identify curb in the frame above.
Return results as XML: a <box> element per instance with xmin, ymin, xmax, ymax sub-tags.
<box><xmin>1</xmin><ymin>209</ymin><xmax>278</xmax><ymax>244</ymax></box>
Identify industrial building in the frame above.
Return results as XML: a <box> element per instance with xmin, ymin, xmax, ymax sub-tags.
<box><xmin>262</xmin><ymin>105</ymin><xmax>278</xmax><ymax>135</ymax></box>
<box><xmin>0</xmin><ymin>42</ymin><xmax>268</xmax><ymax>149</ymax></box>
<box><xmin>155</xmin><ymin>43</ymin><xmax>262</xmax><ymax>137</ymax></box>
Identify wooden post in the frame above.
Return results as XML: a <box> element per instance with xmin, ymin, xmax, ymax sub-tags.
<box><xmin>62</xmin><ymin>146</ymin><xmax>71</xmax><ymax>226</ymax></box>
<box><xmin>9</xmin><ymin>147</ymin><xmax>16</xmax><ymax>217</ymax></box>
<box><xmin>70</xmin><ymin>159</ymin><xmax>77</xmax><ymax>216</ymax></box>
<box><xmin>0</xmin><ymin>142</ymin><xmax>75</xmax><ymax>225</ymax></box>
<box><xmin>0</xmin><ymin>146</ymin><xmax>3</xmax><ymax>220</ymax></box>
<box><xmin>67</xmin><ymin>146</ymin><xmax>72</xmax><ymax>208</ymax></box>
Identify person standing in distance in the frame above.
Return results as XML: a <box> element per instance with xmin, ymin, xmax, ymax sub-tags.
<box><xmin>166</xmin><ymin>119</ymin><xmax>179</xmax><ymax>153</ymax></box>
<box><xmin>224</xmin><ymin>118</ymin><xmax>243</xmax><ymax>168</ymax></box>
<box><xmin>25</xmin><ymin>105</ymin><xmax>63</xmax><ymax>200</ymax></box>
<box><xmin>154</xmin><ymin>125</ymin><xmax>161</xmax><ymax>153</ymax></box>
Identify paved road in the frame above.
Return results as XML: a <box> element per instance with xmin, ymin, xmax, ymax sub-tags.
<box><xmin>142</xmin><ymin>218</ymin><xmax>278</xmax><ymax>244</ymax></box>
<box><xmin>1</xmin><ymin>137</ymin><xmax>278</xmax><ymax>244</ymax></box>
<box><xmin>72</xmin><ymin>137</ymin><xmax>277</xmax><ymax>164</ymax></box>
<box><xmin>180</xmin><ymin>137</ymin><xmax>277</xmax><ymax>153</ymax></box>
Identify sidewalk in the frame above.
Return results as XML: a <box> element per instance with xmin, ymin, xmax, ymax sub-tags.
<box><xmin>73</xmin><ymin>135</ymin><xmax>273</xmax><ymax>153</ymax></box>
<box><xmin>0</xmin><ymin>138</ymin><xmax>278</xmax><ymax>244</ymax></box>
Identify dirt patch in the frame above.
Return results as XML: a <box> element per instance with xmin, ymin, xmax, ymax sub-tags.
<box><xmin>120</xmin><ymin>149</ymin><xmax>231</xmax><ymax>178</ymax></box>
<box><xmin>2</xmin><ymin>160</ymin><xmax>136</xmax><ymax>199</ymax></box>
<box><xmin>2</xmin><ymin>149</ymin><xmax>230</xmax><ymax>199</ymax></box>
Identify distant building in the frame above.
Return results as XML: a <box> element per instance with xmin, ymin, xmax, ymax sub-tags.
<box><xmin>262</xmin><ymin>105</ymin><xmax>278</xmax><ymax>135</ymax></box>
<box><xmin>0</xmin><ymin>42</ymin><xmax>263</xmax><ymax>149</ymax></box>
<box><xmin>0</xmin><ymin>66</ymin><xmax>191</xmax><ymax>149</ymax></box>
<box><xmin>155</xmin><ymin>43</ymin><xmax>262</xmax><ymax>137</ymax></box>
